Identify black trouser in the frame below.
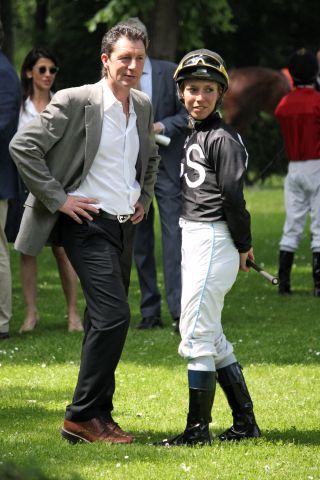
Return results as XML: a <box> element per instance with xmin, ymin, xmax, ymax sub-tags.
<box><xmin>59</xmin><ymin>213</ymin><xmax>134</xmax><ymax>421</ymax></box>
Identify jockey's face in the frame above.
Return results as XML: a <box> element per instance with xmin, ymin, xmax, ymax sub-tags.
<box><xmin>181</xmin><ymin>79</ymin><xmax>222</xmax><ymax>120</ymax></box>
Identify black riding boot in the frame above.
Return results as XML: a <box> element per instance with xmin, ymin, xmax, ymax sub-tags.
<box><xmin>161</xmin><ymin>372</ymin><xmax>216</xmax><ymax>446</ymax></box>
<box><xmin>217</xmin><ymin>362</ymin><xmax>261</xmax><ymax>441</ymax></box>
<box><xmin>313</xmin><ymin>252</ymin><xmax>320</xmax><ymax>297</ymax></box>
<box><xmin>278</xmin><ymin>250</ymin><xmax>294</xmax><ymax>294</ymax></box>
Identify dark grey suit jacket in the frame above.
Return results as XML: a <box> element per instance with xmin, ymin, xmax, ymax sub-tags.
<box><xmin>0</xmin><ymin>51</ymin><xmax>21</xmax><ymax>200</ymax></box>
<box><xmin>9</xmin><ymin>80</ymin><xmax>160</xmax><ymax>256</ymax></box>
<box><xmin>150</xmin><ymin>59</ymin><xmax>188</xmax><ymax>184</ymax></box>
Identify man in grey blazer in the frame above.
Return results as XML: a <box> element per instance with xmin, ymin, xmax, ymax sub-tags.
<box><xmin>10</xmin><ymin>24</ymin><xmax>159</xmax><ymax>444</ymax></box>
<box><xmin>127</xmin><ymin>19</ymin><xmax>188</xmax><ymax>330</ymax></box>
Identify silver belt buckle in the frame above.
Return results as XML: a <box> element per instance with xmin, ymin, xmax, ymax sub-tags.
<box><xmin>117</xmin><ymin>214</ymin><xmax>130</xmax><ymax>223</ymax></box>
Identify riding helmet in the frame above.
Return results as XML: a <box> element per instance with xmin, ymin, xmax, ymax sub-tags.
<box><xmin>173</xmin><ymin>49</ymin><xmax>229</xmax><ymax>92</ymax></box>
<box><xmin>288</xmin><ymin>48</ymin><xmax>319</xmax><ymax>86</ymax></box>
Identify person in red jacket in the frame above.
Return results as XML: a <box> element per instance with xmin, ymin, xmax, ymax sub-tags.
<box><xmin>275</xmin><ymin>49</ymin><xmax>320</xmax><ymax>296</ymax></box>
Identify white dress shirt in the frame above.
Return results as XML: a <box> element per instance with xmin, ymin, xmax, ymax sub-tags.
<box><xmin>18</xmin><ymin>94</ymin><xmax>53</xmax><ymax>131</ymax></box>
<box><xmin>140</xmin><ymin>56</ymin><xmax>165</xmax><ymax>134</ymax></box>
<box><xmin>70</xmin><ymin>79</ymin><xmax>141</xmax><ymax>215</ymax></box>
<box><xmin>140</xmin><ymin>56</ymin><xmax>153</xmax><ymax>100</ymax></box>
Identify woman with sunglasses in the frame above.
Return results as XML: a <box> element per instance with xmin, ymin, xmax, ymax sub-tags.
<box><xmin>161</xmin><ymin>49</ymin><xmax>261</xmax><ymax>446</ymax></box>
<box><xmin>7</xmin><ymin>48</ymin><xmax>82</xmax><ymax>334</ymax></box>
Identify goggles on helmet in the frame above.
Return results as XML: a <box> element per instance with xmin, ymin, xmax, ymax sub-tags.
<box><xmin>174</xmin><ymin>53</ymin><xmax>229</xmax><ymax>88</ymax></box>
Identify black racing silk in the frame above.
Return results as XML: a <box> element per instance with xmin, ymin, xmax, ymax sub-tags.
<box><xmin>181</xmin><ymin>112</ymin><xmax>251</xmax><ymax>252</ymax></box>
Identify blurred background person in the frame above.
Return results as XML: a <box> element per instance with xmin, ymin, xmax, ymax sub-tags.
<box><xmin>5</xmin><ymin>47</ymin><xmax>83</xmax><ymax>333</ymax></box>
<box><xmin>0</xmin><ymin>20</ymin><xmax>21</xmax><ymax>340</ymax></box>
<box><xmin>124</xmin><ymin>18</ymin><xmax>188</xmax><ymax>331</ymax></box>
<box><xmin>275</xmin><ymin>49</ymin><xmax>320</xmax><ymax>296</ymax></box>
<box><xmin>316</xmin><ymin>48</ymin><xmax>320</xmax><ymax>90</ymax></box>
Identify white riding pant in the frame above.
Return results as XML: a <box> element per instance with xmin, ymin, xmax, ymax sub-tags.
<box><xmin>178</xmin><ymin>219</ymin><xmax>239</xmax><ymax>369</ymax></box>
<box><xmin>280</xmin><ymin>160</ymin><xmax>320</xmax><ymax>252</ymax></box>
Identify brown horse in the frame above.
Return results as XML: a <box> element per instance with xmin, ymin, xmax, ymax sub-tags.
<box><xmin>223</xmin><ymin>67</ymin><xmax>292</xmax><ymax>134</ymax></box>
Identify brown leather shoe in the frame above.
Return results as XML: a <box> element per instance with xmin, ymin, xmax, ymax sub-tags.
<box><xmin>61</xmin><ymin>417</ymin><xmax>133</xmax><ymax>444</ymax></box>
<box><xmin>104</xmin><ymin>420</ymin><xmax>135</xmax><ymax>442</ymax></box>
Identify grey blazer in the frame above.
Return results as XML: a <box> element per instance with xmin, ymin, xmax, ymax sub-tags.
<box><xmin>9</xmin><ymin>80</ymin><xmax>160</xmax><ymax>256</ymax></box>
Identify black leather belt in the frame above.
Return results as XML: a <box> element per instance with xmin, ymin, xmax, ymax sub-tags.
<box><xmin>99</xmin><ymin>210</ymin><xmax>131</xmax><ymax>223</ymax></box>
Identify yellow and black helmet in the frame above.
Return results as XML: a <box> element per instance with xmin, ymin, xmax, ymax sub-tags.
<box><xmin>173</xmin><ymin>49</ymin><xmax>229</xmax><ymax>92</ymax></box>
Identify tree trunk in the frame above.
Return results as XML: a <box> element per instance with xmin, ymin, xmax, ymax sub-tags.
<box><xmin>147</xmin><ymin>0</ymin><xmax>178</xmax><ymax>61</ymax></box>
<box><xmin>0</xmin><ymin>0</ymin><xmax>14</xmax><ymax>61</ymax></box>
<box><xmin>33</xmin><ymin>0</ymin><xmax>48</xmax><ymax>45</ymax></box>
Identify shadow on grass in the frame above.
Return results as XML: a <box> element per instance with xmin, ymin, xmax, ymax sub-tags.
<box><xmin>1</xmin><ymin>405</ymin><xmax>319</xmax><ymax>448</ymax></box>
<box><xmin>142</xmin><ymin>428</ymin><xmax>320</xmax><ymax>447</ymax></box>
<box><xmin>262</xmin><ymin>428</ymin><xmax>320</xmax><ymax>445</ymax></box>
<box><xmin>0</xmin><ymin>462</ymin><xmax>81</xmax><ymax>480</ymax></box>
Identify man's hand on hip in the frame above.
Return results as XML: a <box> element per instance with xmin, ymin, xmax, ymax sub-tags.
<box><xmin>130</xmin><ymin>202</ymin><xmax>145</xmax><ymax>224</ymax></box>
<box><xmin>59</xmin><ymin>196</ymin><xmax>99</xmax><ymax>224</ymax></box>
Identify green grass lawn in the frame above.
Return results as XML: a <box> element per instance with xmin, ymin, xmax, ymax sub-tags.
<box><xmin>1</xmin><ymin>183</ymin><xmax>319</xmax><ymax>480</ymax></box>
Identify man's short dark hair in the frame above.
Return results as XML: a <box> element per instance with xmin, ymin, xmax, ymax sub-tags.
<box><xmin>118</xmin><ymin>18</ymin><xmax>149</xmax><ymax>48</ymax></box>
<box><xmin>101</xmin><ymin>23</ymin><xmax>148</xmax><ymax>57</ymax></box>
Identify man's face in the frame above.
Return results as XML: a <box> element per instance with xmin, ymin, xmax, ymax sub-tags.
<box><xmin>101</xmin><ymin>36</ymin><xmax>146</xmax><ymax>92</ymax></box>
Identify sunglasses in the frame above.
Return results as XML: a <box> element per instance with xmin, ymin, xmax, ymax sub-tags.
<box><xmin>180</xmin><ymin>54</ymin><xmax>228</xmax><ymax>78</ymax></box>
<box><xmin>36</xmin><ymin>66</ymin><xmax>59</xmax><ymax>75</ymax></box>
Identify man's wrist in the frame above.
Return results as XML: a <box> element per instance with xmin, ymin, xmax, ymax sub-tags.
<box><xmin>158</xmin><ymin>122</ymin><xmax>165</xmax><ymax>134</ymax></box>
